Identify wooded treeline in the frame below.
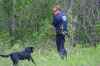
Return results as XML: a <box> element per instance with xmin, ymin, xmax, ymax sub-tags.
<box><xmin>0</xmin><ymin>0</ymin><xmax>99</xmax><ymax>48</ymax></box>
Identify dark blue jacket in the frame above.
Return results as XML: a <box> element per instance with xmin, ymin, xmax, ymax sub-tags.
<box><xmin>53</xmin><ymin>11</ymin><xmax>68</xmax><ymax>34</ymax></box>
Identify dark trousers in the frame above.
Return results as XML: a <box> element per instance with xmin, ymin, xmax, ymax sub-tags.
<box><xmin>56</xmin><ymin>34</ymin><xmax>66</xmax><ymax>57</ymax></box>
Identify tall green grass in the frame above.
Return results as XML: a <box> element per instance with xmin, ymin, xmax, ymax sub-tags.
<box><xmin>0</xmin><ymin>45</ymin><xmax>100</xmax><ymax>66</ymax></box>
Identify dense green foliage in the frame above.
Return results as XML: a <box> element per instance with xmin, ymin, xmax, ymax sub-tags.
<box><xmin>0</xmin><ymin>0</ymin><xmax>99</xmax><ymax>47</ymax></box>
<box><xmin>0</xmin><ymin>0</ymin><xmax>55</xmax><ymax>48</ymax></box>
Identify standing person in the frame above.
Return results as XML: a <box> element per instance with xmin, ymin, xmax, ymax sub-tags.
<box><xmin>52</xmin><ymin>4</ymin><xmax>68</xmax><ymax>59</ymax></box>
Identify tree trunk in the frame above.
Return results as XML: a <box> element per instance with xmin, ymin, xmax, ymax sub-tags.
<box><xmin>8</xmin><ymin>0</ymin><xmax>16</xmax><ymax>46</ymax></box>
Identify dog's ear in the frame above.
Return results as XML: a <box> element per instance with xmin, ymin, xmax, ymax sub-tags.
<box><xmin>30</xmin><ymin>47</ymin><xmax>34</xmax><ymax>49</ymax></box>
<box><xmin>25</xmin><ymin>47</ymin><xmax>34</xmax><ymax>53</ymax></box>
<box><xmin>30</xmin><ymin>47</ymin><xmax>34</xmax><ymax>52</ymax></box>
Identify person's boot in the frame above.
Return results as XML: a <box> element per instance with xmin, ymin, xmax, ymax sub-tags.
<box><xmin>60</xmin><ymin>54</ymin><xmax>64</xmax><ymax>59</ymax></box>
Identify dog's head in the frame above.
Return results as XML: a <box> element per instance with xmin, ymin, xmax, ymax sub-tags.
<box><xmin>25</xmin><ymin>47</ymin><xmax>34</xmax><ymax>53</ymax></box>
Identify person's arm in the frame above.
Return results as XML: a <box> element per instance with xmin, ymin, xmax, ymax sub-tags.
<box><xmin>62</xmin><ymin>15</ymin><xmax>68</xmax><ymax>32</ymax></box>
<box><xmin>61</xmin><ymin>15</ymin><xmax>70</xmax><ymax>37</ymax></box>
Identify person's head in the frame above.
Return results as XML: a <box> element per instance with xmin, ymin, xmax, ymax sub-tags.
<box><xmin>52</xmin><ymin>4</ymin><xmax>61</xmax><ymax>15</ymax></box>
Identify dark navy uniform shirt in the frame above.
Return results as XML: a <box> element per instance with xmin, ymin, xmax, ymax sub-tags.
<box><xmin>53</xmin><ymin>11</ymin><xmax>68</xmax><ymax>34</ymax></box>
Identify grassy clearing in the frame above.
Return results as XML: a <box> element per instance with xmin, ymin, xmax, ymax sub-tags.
<box><xmin>0</xmin><ymin>45</ymin><xmax>100</xmax><ymax>66</ymax></box>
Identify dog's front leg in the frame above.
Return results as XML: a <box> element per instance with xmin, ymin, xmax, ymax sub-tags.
<box><xmin>30</xmin><ymin>57</ymin><xmax>36</xmax><ymax>66</ymax></box>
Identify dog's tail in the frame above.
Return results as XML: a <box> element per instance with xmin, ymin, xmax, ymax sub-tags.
<box><xmin>0</xmin><ymin>54</ymin><xmax>9</xmax><ymax>57</ymax></box>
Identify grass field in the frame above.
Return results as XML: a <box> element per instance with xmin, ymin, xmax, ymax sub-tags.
<box><xmin>0</xmin><ymin>44</ymin><xmax>100</xmax><ymax>66</ymax></box>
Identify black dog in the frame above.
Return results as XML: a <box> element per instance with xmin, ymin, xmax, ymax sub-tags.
<box><xmin>0</xmin><ymin>47</ymin><xmax>36</xmax><ymax>66</ymax></box>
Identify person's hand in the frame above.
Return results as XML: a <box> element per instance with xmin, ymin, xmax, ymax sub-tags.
<box><xmin>60</xmin><ymin>24</ymin><xmax>64</xmax><ymax>30</ymax></box>
<box><xmin>62</xmin><ymin>31</ymin><xmax>70</xmax><ymax>37</ymax></box>
<box><xmin>62</xmin><ymin>31</ymin><xmax>67</xmax><ymax>35</ymax></box>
